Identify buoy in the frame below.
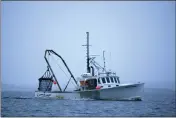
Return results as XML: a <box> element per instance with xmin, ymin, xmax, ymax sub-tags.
<box><xmin>53</xmin><ymin>81</ymin><xmax>57</xmax><ymax>84</ymax></box>
<box><xmin>96</xmin><ymin>86</ymin><xmax>101</xmax><ymax>89</ymax></box>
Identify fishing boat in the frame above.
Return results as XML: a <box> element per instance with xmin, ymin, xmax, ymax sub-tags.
<box><xmin>35</xmin><ymin>32</ymin><xmax>144</xmax><ymax>101</ymax></box>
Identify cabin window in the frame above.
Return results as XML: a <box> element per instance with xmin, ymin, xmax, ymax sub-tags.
<box><xmin>116</xmin><ymin>78</ymin><xmax>119</xmax><ymax>83</ymax></box>
<box><xmin>117</xmin><ymin>77</ymin><xmax>120</xmax><ymax>83</ymax></box>
<box><xmin>98</xmin><ymin>78</ymin><xmax>101</xmax><ymax>84</ymax></box>
<box><xmin>102</xmin><ymin>77</ymin><xmax>106</xmax><ymax>83</ymax></box>
<box><xmin>106</xmin><ymin>77</ymin><xmax>110</xmax><ymax>83</ymax></box>
<box><xmin>110</xmin><ymin>77</ymin><xmax>114</xmax><ymax>83</ymax></box>
<box><xmin>114</xmin><ymin>77</ymin><xmax>117</xmax><ymax>83</ymax></box>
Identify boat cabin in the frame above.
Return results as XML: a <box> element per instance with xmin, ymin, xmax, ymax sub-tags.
<box><xmin>79</xmin><ymin>75</ymin><xmax>120</xmax><ymax>90</ymax></box>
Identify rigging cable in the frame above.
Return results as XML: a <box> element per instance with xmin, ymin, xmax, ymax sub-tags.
<box><xmin>50</xmin><ymin>54</ymin><xmax>77</xmax><ymax>89</ymax></box>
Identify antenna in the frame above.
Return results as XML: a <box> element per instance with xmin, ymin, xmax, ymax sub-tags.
<box><xmin>109</xmin><ymin>52</ymin><xmax>112</xmax><ymax>71</ymax></box>
<box><xmin>103</xmin><ymin>50</ymin><xmax>106</xmax><ymax>72</ymax></box>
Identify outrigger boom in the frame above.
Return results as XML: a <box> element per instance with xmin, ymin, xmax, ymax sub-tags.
<box><xmin>44</xmin><ymin>50</ymin><xmax>79</xmax><ymax>92</ymax></box>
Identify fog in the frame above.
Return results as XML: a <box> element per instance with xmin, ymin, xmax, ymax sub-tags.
<box><xmin>1</xmin><ymin>1</ymin><xmax>175</xmax><ymax>91</ymax></box>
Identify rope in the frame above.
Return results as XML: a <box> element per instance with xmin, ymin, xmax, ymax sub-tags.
<box><xmin>51</xmin><ymin>55</ymin><xmax>69</xmax><ymax>78</ymax></box>
<box><xmin>50</xmin><ymin>54</ymin><xmax>77</xmax><ymax>88</ymax></box>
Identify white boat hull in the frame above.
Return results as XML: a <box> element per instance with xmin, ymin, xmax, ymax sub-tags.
<box><xmin>79</xmin><ymin>83</ymin><xmax>144</xmax><ymax>100</ymax></box>
<box><xmin>35</xmin><ymin>83</ymin><xmax>144</xmax><ymax>100</ymax></box>
<box><xmin>34</xmin><ymin>91</ymin><xmax>81</xmax><ymax>100</ymax></box>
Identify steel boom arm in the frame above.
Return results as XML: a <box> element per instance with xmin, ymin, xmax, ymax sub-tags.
<box><xmin>44</xmin><ymin>50</ymin><xmax>78</xmax><ymax>92</ymax></box>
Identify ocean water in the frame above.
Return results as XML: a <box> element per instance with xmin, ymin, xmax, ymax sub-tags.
<box><xmin>1</xmin><ymin>88</ymin><xmax>176</xmax><ymax>117</ymax></box>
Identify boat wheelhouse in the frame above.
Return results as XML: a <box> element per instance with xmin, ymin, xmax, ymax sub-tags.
<box><xmin>78</xmin><ymin>72</ymin><xmax>121</xmax><ymax>91</ymax></box>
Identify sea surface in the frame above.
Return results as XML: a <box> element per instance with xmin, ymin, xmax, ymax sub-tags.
<box><xmin>1</xmin><ymin>88</ymin><xmax>176</xmax><ymax>117</ymax></box>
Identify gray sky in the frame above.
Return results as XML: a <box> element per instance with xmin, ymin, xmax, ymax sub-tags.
<box><xmin>1</xmin><ymin>1</ymin><xmax>175</xmax><ymax>90</ymax></box>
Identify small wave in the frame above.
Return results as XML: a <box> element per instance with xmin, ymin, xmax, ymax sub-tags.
<box><xmin>2</xmin><ymin>97</ymin><xmax>33</xmax><ymax>100</ymax></box>
<box><xmin>2</xmin><ymin>97</ymin><xmax>10</xmax><ymax>99</ymax></box>
<box><xmin>14</xmin><ymin>97</ymin><xmax>33</xmax><ymax>99</ymax></box>
<box><xmin>154</xmin><ymin>107</ymin><xmax>160</xmax><ymax>110</ymax></box>
<box><xmin>69</xmin><ymin>98</ymin><xmax>96</xmax><ymax>101</ymax></box>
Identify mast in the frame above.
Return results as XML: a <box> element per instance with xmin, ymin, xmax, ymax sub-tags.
<box><xmin>82</xmin><ymin>32</ymin><xmax>91</xmax><ymax>73</ymax></box>
<box><xmin>86</xmin><ymin>32</ymin><xmax>90</xmax><ymax>73</ymax></box>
